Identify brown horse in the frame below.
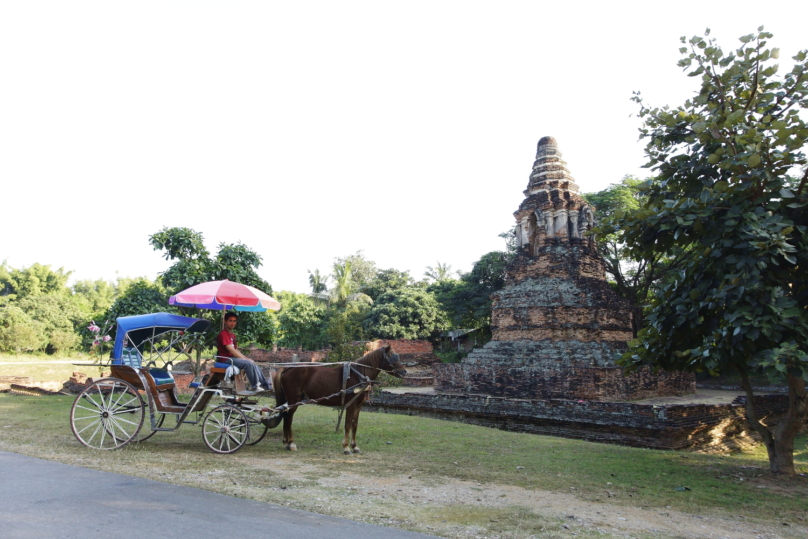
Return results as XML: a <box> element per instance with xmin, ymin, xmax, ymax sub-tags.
<box><xmin>272</xmin><ymin>345</ymin><xmax>406</xmax><ymax>454</ymax></box>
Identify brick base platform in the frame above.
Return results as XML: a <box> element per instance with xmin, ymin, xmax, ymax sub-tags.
<box><xmin>365</xmin><ymin>390</ymin><xmax>790</xmax><ymax>451</ymax></box>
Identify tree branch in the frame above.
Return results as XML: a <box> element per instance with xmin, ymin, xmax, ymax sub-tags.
<box><xmin>797</xmin><ymin>166</ymin><xmax>808</xmax><ymax>196</ymax></box>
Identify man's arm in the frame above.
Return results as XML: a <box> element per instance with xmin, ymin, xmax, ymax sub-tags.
<box><xmin>225</xmin><ymin>344</ymin><xmax>250</xmax><ymax>360</ymax></box>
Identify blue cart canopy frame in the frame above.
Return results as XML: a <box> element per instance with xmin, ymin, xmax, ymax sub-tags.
<box><xmin>112</xmin><ymin>312</ymin><xmax>211</xmax><ymax>361</ymax></box>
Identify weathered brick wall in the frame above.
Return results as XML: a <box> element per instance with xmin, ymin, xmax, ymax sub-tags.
<box><xmin>173</xmin><ymin>373</ymin><xmax>195</xmax><ymax>394</ymax></box>
<box><xmin>435</xmin><ymin>362</ymin><xmax>695</xmax><ymax>401</ymax></box>
<box><xmin>366</xmin><ymin>391</ymin><xmax>790</xmax><ymax>450</ymax></box>
<box><xmin>504</xmin><ymin>243</ymin><xmax>607</xmax><ymax>284</ymax></box>
<box><xmin>366</xmin><ymin>339</ymin><xmax>434</xmax><ymax>354</ymax></box>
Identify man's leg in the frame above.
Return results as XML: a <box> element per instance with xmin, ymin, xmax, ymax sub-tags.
<box><xmin>228</xmin><ymin>358</ymin><xmax>259</xmax><ymax>388</ymax></box>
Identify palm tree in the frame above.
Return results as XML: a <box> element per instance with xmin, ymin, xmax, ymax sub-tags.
<box><xmin>330</xmin><ymin>261</ymin><xmax>354</xmax><ymax>307</ymax></box>
<box><xmin>424</xmin><ymin>261</ymin><xmax>454</xmax><ymax>282</ymax></box>
<box><xmin>307</xmin><ymin>269</ymin><xmax>328</xmax><ymax>294</ymax></box>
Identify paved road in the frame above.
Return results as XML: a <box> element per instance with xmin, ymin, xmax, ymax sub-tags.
<box><xmin>0</xmin><ymin>451</ymin><xmax>435</xmax><ymax>539</ymax></box>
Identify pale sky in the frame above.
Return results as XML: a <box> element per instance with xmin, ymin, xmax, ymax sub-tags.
<box><xmin>2</xmin><ymin>1</ymin><xmax>806</xmax><ymax>295</ymax></box>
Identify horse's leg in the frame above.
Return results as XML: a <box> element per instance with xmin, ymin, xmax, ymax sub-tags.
<box><xmin>350</xmin><ymin>405</ymin><xmax>362</xmax><ymax>454</ymax></box>
<box><xmin>341</xmin><ymin>404</ymin><xmax>353</xmax><ymax>454</ymax></box>
<box><xmin>282</xmin><ymin>407</ymin><xmax>297</xmax><ymax>451</ymax></box>
<box><xmin>281</xmin><ymin>381</ymin><xmax>300</xmax><ymax>452</ymax></box>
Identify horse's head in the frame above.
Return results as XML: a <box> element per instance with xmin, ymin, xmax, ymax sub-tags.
<box><xmin>380</xmin><ymin>345</ymin><xmax>407</xmax><ymax>378</ymax></box>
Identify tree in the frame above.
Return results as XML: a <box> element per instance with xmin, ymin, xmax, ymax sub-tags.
<box><xmin>333</xmin><ymin>251</ymin><xmax>377</xmax><ymax>290</ymax></box>
<box><xmin>72</xmin><ymin>279</ymin><xmax>117</xmax><ymax>316</ymax></box>
<box><xmin>364</xmin><ymin>287</ymin><xmax>449</xmax><ymax>340</ymax></box>
<box><xmin>363</xmin><ymin>268</ymin><xmax>414</xmax><ymax>301</ymax></box>
<box><xmin>307</xmin><ymin>269</ymin><xmax>328</xmax><ymax>294</ymax></box>
<box><xmin>330</xmin><ymin>259</ymin><xmax>355</xmax><ymax>307</ymax></box>
<box><xmin>430</xmin><ymin>250</ymin><xmax>510</xmax><ymax>338</ymax></box>
<box><xmin>17</xmin><ymin>294</ymin><xmax>85</xmax><ymax>353</ymax></box>
<box><xmin>275</xmin><ymin>291</ymin><xmax>326</xmax><ymax>350</ymax></box>
<box><xmin>149</xmin><ymin>227</ymin><xmax>276</xmax><ymax>348</ymax></box>
<box><xmin>0</xmin><ymin>262</ymin><xmax>71</xmax><ymax>300</ymax></box>
<box><xmin>107</xmin><ymin>278</ymin><xmax>171</xmax><ymax>321</ymax></box>
<box><xmin>424</xmin><ymin>262</ymin><xmax>455</xmax><ymax>283</ymax></box>
<box><xmin>618</xmin><ymin>28</ymin><xmax>808</xmax><ymax>474</ymax></box>
<box><xmin>585</xmin><ymin>176</ymin><xmax>683</xmax><ymax>337</ymax></box>
<box><xmin>0</xmin><ymin>305</ymin><xmax>47</xmax><ymax>352</ymax></box>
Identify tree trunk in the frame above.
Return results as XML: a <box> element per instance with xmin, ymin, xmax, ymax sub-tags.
<box><xmin>193</xmin><ymin>346</ymin><xmax>203</xmax><ymax>377</ymax></box>
<box><xmin>739</xmin><ymin>369</ymin><xmax>807</xmax><ymax>475</ymax></box>
<box><xmin>770</xmin><ymin>372</ymin><xmax>808</xmax><ymax>474</ymax></box>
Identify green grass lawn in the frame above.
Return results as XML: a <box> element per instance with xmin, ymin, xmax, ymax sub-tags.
<box><xmin>0</xmin><ymin>391</ymin><xmax>805</xmax><ymax>538</ymax></box>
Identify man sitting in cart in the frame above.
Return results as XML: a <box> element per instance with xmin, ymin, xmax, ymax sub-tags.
<box><xmin>216</xmin><ymin>313</ymin><xmax>271</xmax><ymax>393</ymax></box>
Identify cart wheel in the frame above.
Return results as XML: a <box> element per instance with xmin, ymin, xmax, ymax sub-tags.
<box><xmin>202</xmin><ymin>405</ymin><xmax>250</xmax><ymax>454</ymax></box>
<box><xmin>133</xmin><ymin>410</ymin><xmax>166</xmax><ymax>443</ymax></box>
<box><xmin>70</xmin><ymin>378</ymin><xmax>144</xmax><ymax>450</ymax></box>
<box><xmin>244</xmin><ymin>411</ymin><xmax>269</xmax><ymax>446</ymax></box>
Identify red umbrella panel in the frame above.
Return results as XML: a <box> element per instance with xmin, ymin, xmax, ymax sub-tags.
<box><xmin>168</xmin><ymin>280</ymin><xmax>281</xmax><ymax>312</ymax></box>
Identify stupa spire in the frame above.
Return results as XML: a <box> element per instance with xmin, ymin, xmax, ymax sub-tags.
<box><xmin>524</xmin><ymin>136</ymin><xmax>580</xmax><ymax>196</ymax></box>
<box><xmin>514</xmin><ymin>136</ymin><xmax>593</xmax><ymax>253</ymax></box>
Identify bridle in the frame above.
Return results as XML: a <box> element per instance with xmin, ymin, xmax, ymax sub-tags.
<box><xmin>379</xmin><ymin>348</ymin><xmax>406</xmax><ymax>378</ymax></box>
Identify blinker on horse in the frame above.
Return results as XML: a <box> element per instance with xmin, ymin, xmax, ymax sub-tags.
<box><xmin>272</xmin><ymin>345</ymin><xmax>406</xmax><ymax>454</ymax></box>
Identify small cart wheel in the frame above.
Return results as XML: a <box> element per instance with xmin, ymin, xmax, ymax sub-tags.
<box><xmin>70</xmin><ymin>378</ymin><xmax>145</xmax><ymax>450</ymax></box>
<box><xmin>134</xmin><ymin>409</ymin><xmax>166</xmax><ymax>443</ymax></box>
<box><xmin>244</xmin><ymin>412</ymin><xmax>269</xmax><ymax>446</ymax></box>
<box><xmin>202</xmin><ymin>405</ymin><xmax>250</xmax><ymax>454</ymax></box>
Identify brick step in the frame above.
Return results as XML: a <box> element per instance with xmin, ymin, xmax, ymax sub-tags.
<box><xmin>401</xmin><ymin>376</ymin><xmax>434</xmax><ymax>387</ymax></box>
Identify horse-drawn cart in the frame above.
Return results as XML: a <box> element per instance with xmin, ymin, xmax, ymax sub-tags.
<box><xmin>70</xmin><ymin>311</ymin><xmax>408</xmax><ymax>455</ymax></box>
<box><xmin>69</xmin><ymin>313</ymin><xmax>283</xmax><ymax>454</ymax></box>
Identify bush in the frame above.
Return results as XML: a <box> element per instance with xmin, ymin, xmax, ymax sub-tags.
<box><xmin>324</xmin><ymin>342</ymin><xmax>367</xmax><ymax>363</ymax></box>
<box><xmin>435</xmin><ymin>350</ymin><xmax>466</xmax><ymax>363</ymax></box>
<box><xmin>0</xmin><ymin>305</ymin><xmax>48</xmax><ymax>352</ymax></box>
<box><xmin>49</xmin><ymin>329</ymin><xmax>81</xmax><ymax>354</ymax></box>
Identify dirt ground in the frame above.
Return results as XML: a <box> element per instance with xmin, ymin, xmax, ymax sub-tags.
<box><xmin>215</xmin><ymin>456</ymin><xmax>806</xmax><ymax>539</ymax></box>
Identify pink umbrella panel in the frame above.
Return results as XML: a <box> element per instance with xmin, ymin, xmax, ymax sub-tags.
<box><xmin>168</xmin><ymin>280</ymin><xmax>281</xmax><ymax>312</ymax></box>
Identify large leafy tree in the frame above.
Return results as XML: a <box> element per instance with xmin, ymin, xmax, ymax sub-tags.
<box><xmin>149</xmin><ymin>227</ymin><xmax>276</xmax><ymax>347</ymax></box>
<box><xmin>107</xmin><ymin>278</ymin><xmax>170</xmax><ymax>320</ymax></box>
<box><xmin>617</xmin><ymin>29</ymin><xmax>808</xmax><ymax>474</ymax></box>
<box><xmin>585</xmin><ymin>177</ymin><xmax>685</xmax><ymax>337</ymax></box>
<box><xmin>364</xmin><ymin>287</ymin><xmax>448</xmax><ymax>340</ymax></box>
<box><xmin>275</xmin><ymin>291</ymin><xmax>326</xmax><ymax>350</ymax></box>
<box><xmin>430</xmin><ymin>251</ymin><xmax>510</xmax><ymax>336</ymax></box>
<box><xmin>362</xmin><ymin>268</ymin><xmax>415</xmax><ymax>301</ymax></box>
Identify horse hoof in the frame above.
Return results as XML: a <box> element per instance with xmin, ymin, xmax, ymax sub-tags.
<box><xmin>287</xmin><ymin>443</ymin><xmax>297</xmax><ymax>452</ymax></box>
<box><xmin>343</xmin><ymin>448</ymin><xmax>352</xmax><ymax>455</ymax></box>
<box><xmin>352</xmin><ymin>448</ymin><xmax>362</xmax><ymax>455</ymax></box>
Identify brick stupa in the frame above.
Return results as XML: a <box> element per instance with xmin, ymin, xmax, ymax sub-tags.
<box><xmin>435</xmin><ymin>136</ymin><xmax>695</xmax><ymax>401</ymax></box>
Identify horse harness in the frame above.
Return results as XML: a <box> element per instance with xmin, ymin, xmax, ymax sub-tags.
<box><xmin>334</xmin><ymin>350</ymin><xmax>398</xmax><ymax>431</ymax></box>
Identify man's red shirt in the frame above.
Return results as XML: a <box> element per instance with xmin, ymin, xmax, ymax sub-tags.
<box><xmin>216</xmin><ymin>329</ymin><xmax>237</xmax><ymax>358</ymax></box>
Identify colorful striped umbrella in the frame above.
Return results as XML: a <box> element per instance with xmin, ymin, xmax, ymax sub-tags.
<box><xmin>168</xmin><ymin>280</ymin><xmax>281</xmax><ymax>312</ymax></box>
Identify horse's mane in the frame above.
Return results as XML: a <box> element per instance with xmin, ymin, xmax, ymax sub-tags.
<box><xmin>355</xmin><ymin>346</ymin><xmax>387</xmax><ymax>367</ymax></box>
<box><xmin>352</xmin><ymin>346</ymin><xmax>396</xmax><ymax>379</ymax></box>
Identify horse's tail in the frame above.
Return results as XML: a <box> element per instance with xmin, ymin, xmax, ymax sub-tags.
<box><xmin>273</xmin><ymin>367</ymin><xmax>286</xmax><ymax>406</ymax></box>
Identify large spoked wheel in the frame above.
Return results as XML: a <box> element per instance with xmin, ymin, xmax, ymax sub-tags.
<box><xmin>202</xmin><ymin>405</ymin><xmax>250</xmax><ymax>454</ymax></box>
<box><xmin>70</xmin><ymin>378</ymin><xmax>145</xmax><ymax>450</ymax></box>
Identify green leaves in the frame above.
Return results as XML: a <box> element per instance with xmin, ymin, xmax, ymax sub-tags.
<box><xmin>625</xmin><ymin>30</ymin><xmax>808</xmax><ymax>469</ymax></box>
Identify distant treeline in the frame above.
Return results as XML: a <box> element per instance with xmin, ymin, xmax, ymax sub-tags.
<box><xmin>0</xmin><ymin>227</ymin><xmax>511</xmax><ymax>357</ymax></box>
